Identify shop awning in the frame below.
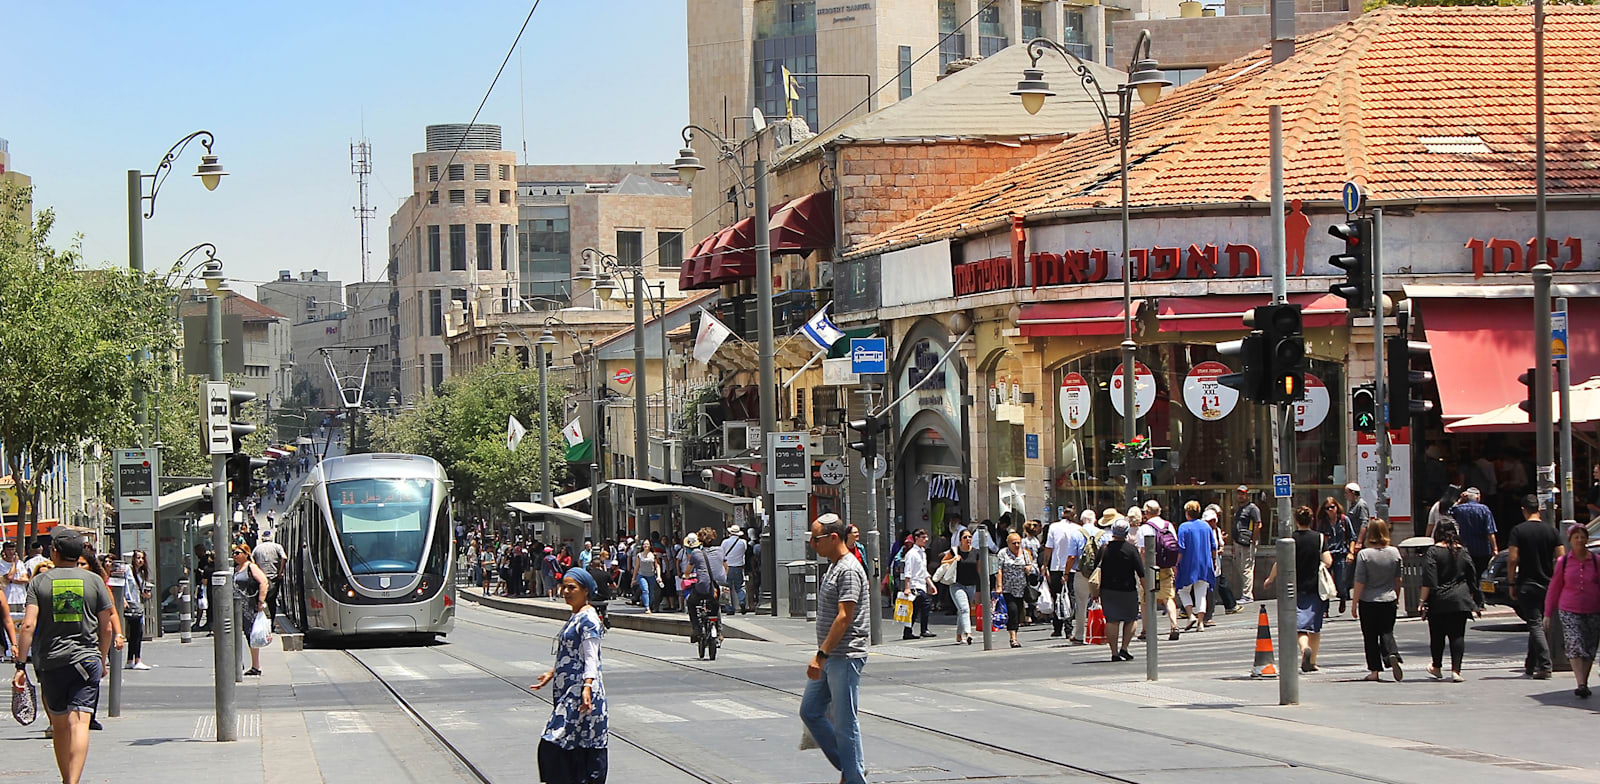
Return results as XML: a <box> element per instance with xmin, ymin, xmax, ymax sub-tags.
<box><xmin>564</xmin><ymin>439</ymin><xmax>594</xmax><ymax>463</ymax></box>
<box><xmin>1018</xmin><ymin>300</ymin><xmax>1141</xmax><ymax>337</ymax></box>
<box><xmin>1416</xmin><ymin>290</ymin><xmax>1600</xmax><ymax>420</ymax></box>
<box><xmin>605</xmin><ymin>478</ymin><xmax>758</xmax><ymax>516</ymax></box>
<box><xmin>1148</xmin><ymin>293</ymin><xmax>1347</xmax><ymax>332</ymax></box>
<box><xmin>826</xmin><ymin>326</ymin><xmax>879</xmax><ymax>359</ymax></box>
<box><xmin>703</xmin><ymin>220</ymin><xmax>757</xmax><ymax>287</ymax></box>
<box><xmin>1444</xmin><ymin>378</ymin><xmax>1600</xmax><ymax>433</ymax></box>
<box><xmin>680</xmin><ymin>234</ymin><xmax>717</xmax><ymax>290</ymax></box>
<box><xmin>554</xmin><ymin>487</ymin><xmax>592</xmax><ymax>509</ymax></box>
<box><xmin>770</xmin><ymin>191</ymin><xmax>834</xmax><ymax>255</ymax></box>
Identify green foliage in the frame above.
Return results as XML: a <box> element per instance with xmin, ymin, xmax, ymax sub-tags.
<box><xmin>368</xmin><ymin>353</ymin><xmax>567</xmax><ymax>515</ymax></box>
<box><xmin>151</xmin><ymin>371</ymin><xmax>271</xmax><ymax>479</ymax></box>
<box><xmin>0</xmin><ymin>184</ymin><xmax>178</xmax><ymax>528</ymax></box>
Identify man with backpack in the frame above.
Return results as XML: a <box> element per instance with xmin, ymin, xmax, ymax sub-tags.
<box><xmin>1230</xmin><ymin>485</ymin><xmax>1262</xmax><ymax>603</ymax></box>
<box><xmin>1140</xmin><ymin>500</ymin><xmax>1184</xmax><ymax>641</ymax></box>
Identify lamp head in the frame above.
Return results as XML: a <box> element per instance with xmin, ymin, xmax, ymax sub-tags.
<box><xmin>193</xmin><ymin>154</ymin><xmax>228</xmax><ymax>191</ymax></box>
<box><xmin>537</xmin><ymin>328</ymin><xmax>558</xmax><ymax>348</ymax></box>
<box><xmin>671</xmin><ymin>147</ymin><xmax>704</xmax><ymax>186</ymax></box>
<box><xmin>199</xmin><ymin>259</ymin><xmax>228</xmax><ymax>294</ymax></box>
<box><xmin>593</xmin><ymin>276</ymin><xmax>621</xmax><ymax>299</ymax></box>
<box><xmin>1011</xmin><ymin>67</ymin><xmax>1055</xmax><ymax>115</ymax></box>
<box><xmin>574</xmin><ymin>263</ymin><xmax>597</xmax><ymax>282</ymax></box>
<box><xmin>1126</xmin><ymin>58</ymin><xmax>1172</xmax><ymax>106</ymax></box>
<box><xmin>490</xmin><ymin>331</ymin><xmax>513</xmax><ymax>351</ymax></box>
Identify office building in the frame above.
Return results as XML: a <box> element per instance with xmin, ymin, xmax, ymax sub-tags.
<box><xmin>257</xmin><ymin>269</ymin><xmax>345</xmax><ymax>408</ymax></box>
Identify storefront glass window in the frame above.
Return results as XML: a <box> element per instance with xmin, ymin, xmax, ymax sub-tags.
<box><xmin>986</xmin><ymin>351</ymin><xmax>1028</xmax><ymax>521</ymax></box>
<box><xmin>1051</xmin><ymin>344</ymin><xmax>1344</xmax><ymax>515</ymax></box>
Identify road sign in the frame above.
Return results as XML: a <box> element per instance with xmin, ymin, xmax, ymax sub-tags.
<box><xmin>613</xmin><ymin>368</ymin><xmax>633</xmax><ymax>385</ymax></box>
<box><xmin>817</xmin><ymin>458</ymin><xmax>847</xmax><ymax>485</ymax></box>
<box><xmin>1025</xmin><ymin>433</ymin><xmax>1040</xmax><ymax>459</ymax></box>
<box><xmin>203</xmin><ymin>381</ymin><xmax>233</xmax><ymax>455</ymax></box>
<box><xmin>858</xmin><ymin>455</ymin><xmax>886</xmax><ymax>480</ymax></box>
<box><xmin>1342</xmin><ymin>181</ymin><xmax>1364</xmax><ymax>215</ymax></box>
<box><xmin>849</xmin><ymin>337</ymin><xmax>887</xmax><ymax>374</ymax></box>
<box><xmin>115</xmin><ymin>448</ymin><xmax>156</xmax><ymax>512</ymax></box>
<box><xmin>1552</xmin><ymin>310</ymin><xmax>1569</xmax><ymax>360</ymax></box>
<box><xmin>1273</xmin><ymin>473</ymin><xmax>1292</xmax><ymax>498</ymax></box>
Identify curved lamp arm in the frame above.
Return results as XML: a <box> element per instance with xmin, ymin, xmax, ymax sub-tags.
<box><xmin>167</xmin><ymin>243</ymin><xmax>221</xmax><ymax>289</ymax></box>
<box><xmin>143</xmin><ymin>130</ymin><xmax>218</xmax><ymax>219</ymax></box>
<box><xmin>1023</xmin><ymin>38</ymin><xmax>1115</xmax><ymax>146</ymax></box>
<box><xmin>681</xmin><ymin>124</ymin><xmax>753</xmax><ymax>207</ymax></box>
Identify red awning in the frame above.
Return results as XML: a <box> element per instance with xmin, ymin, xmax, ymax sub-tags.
<box><xmin>1018</xmin><ymin>300</ymin><xmax>1140</xmax><ymax>337</ymax></box>
<box><xmin>712</xmin><ymin>466</ymin><xmax>738</xmax><ymax>488</ymax></box>
<box><xmin>704</xmin><ymin>220</ymin><xmax>757</xmax><ymax>286</ymax></box>
<box><xmin>739</xmin><ymin>470</ymin><xmax>759</xmax><ymax>490</ymax></box>
<box><xmin>770</xmin><ymin>191</ymin><xmax>834</xmax><ymax>255</ymax></box>
<box><xmin>1420</xmin><ymin>295</ymin><xmax>1600</xmax><ymax>420</ymax></box>
<box><xmin>1148</xmin><ymin>292</ymin><xmax>1348</xmax><ymax>333</ymax></box>
<box><xmin>680</xmin><ymin>234</ymin><xmax>716</xmax><ymax>290</ymax></box>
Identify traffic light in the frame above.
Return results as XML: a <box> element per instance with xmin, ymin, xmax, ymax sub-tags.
<box><xmin>226</xmin><ymin>388</ymin><xmax>260</xmax><ymax>497</ymax></box>
<box><xmin>1257</xmin><ymin>303</ymin><xmax>1307</xmax><ymax>404</ymax></box>
<box><xmin>1352</xmin><ymin>384</ymin><xmax>1377</xmax><ymax>433</ymax></box>
<box><xmin>229</xmin><ymin>388</ymin><xmax>258</xmax><ymax>452</ymax></box>
<box><xmin>1328</xmin><ymin>218</ymin><xmax>1374</xmax><ymax>312</ymax></box>
<box><xmin>846</xmin><ymin>415</ymin><xmax>880</xmax><ymax>461</ymax></box>
<box><xmin>1218</xmin><ymin>331</ymin><xmax>1269</xmax><ymax>403</ymax></box>
<box><xmin>1386</xmin><ymin>335</ymin><xmax>1434</xmax><ymax>426</ymax></box>
<box><xmin>1518</xmin><ymin>368</ymin><xmax>1538</xmax><ymax>416</ymax></box>
<box><xmin>226</xmin><ymin>452</ymin><xmax>269</xmax><ymax>498</ymax></box>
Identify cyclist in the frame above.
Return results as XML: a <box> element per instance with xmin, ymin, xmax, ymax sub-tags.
<box><xmin>683</xmin><ymin>533</ymin><xmax>721</xmax><ymax>645</ymax></box>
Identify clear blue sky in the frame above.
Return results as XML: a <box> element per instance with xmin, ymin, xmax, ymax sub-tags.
<box><xmin>3</xmin><ymin>1</ymin><xmax>688</xmax><ymax>296</ymax></box>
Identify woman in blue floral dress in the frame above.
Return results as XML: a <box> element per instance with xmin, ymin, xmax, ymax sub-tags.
<box><xmin>531</xmin><ymin>568</ymin><xmax>609</xmax><ymax>783</ymax></box>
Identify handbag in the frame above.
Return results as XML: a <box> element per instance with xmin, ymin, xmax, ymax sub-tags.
<box><xmin>932</xmin><ymin>560</ymin><xmax>958</xmax><ymax>586</ymax></box>
<box><xmin>1317</xmin><ymin>562</ymin><xmax>1338</xmax><ymax>601</ymax></box>
<box><xmin>1087</xmin><ymin>566</ymin><xmax>1103</xmax><ymax>599</ymax></box>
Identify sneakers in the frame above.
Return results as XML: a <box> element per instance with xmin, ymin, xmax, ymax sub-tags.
<box><xmin>244</xmin><ymin>668</ymin><xmax>261</xmax><ymax>677</ymax></box>
<box><xmin>1577</xmin><ymin>685</ymin><xmax>1592</xmax><ymax>699</ymax></box>
<box><xmin>1225</xmin><ymin>606</ymin><xmax>1243</xmax><ymax>615</ymax></box>
<box><xmin>1532</xmin><ymin>669</ymin><xmax>1553</xmax><ymax>680</ymax></box>
<box><xmin>131</xmin><ymin>662</ymin><xmax>152</xmax><ymax>671</ymax></box>
<box><xmin>1450</xmin><ymin>672</ymin><xmax>1465</xmax><ymax>683</ymax></box>
<box><xmin>1117</xmin><ymin>649</ymin><xmax>1135</xmax><ymax>661</ymax></box>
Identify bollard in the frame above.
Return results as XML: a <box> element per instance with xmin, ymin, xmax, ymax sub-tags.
<box><xmin>108</xmin><ymin>580</ymin><xmax>125</xmax><ymax>718</ymax></box>
<box><xmin>180</xmin><ymin>575</ymin><xmax>193</xmax><ymax>644</ymax></box>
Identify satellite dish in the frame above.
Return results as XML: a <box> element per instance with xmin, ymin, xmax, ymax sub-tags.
<box><xmin>751</xmin><ymin>108</ymin><xmax>767</xmax><ymax>132</ymax></box>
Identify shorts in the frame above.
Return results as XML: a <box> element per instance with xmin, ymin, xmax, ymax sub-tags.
<box><xmin>1155</xmin><ymin>567</ymin><xmax>1176</xmax><ymax>603</ymax></box>
<box><xmin>39</xmin><ymin>659</ymin><xmax>102</xmax><ymax>717</ymax></box>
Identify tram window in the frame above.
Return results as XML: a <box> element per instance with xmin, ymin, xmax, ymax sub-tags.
<box><xmin>425</xmin><ymin>499</ymin><xmax>450</xmax><ymax>576</ymax></box>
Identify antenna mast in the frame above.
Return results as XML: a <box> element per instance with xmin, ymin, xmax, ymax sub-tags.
<box><xmin>350</xmin><ymin>138</ymin><xmax>375</xmax><ymax>282</ymax></box>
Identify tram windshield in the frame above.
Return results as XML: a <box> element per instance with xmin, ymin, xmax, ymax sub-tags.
<box><xmin>327</xmin><ymin>478</ymin><xmax>434</xmax><ymax>574</ymax></box>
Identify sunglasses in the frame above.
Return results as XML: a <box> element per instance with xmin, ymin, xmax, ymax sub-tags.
<box><xmin>809</xmin><ymin>533</ymin><xmax>838</xmax><ymax>543</ymax></box>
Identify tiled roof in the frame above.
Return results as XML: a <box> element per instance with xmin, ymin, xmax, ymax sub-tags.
<box><xmin>177</xmin><ymin>290</ymin><xmax>289</xmax><ymax>322</ymax></box>
<box><xmin>855</xmin><ymin>7</ymin><xmax>1600</xmax><ymax>256</ymax></box>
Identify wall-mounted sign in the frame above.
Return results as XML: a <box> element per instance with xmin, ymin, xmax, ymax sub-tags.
<box><xmin>1059</xmin><ymin>372</ymin><xmax>1092</xmax><ymax>430</ymax></box>
<box><xmin>1294</xmin><ymin>373</ymin><xmax>1331</xmax><ymax>432</ymax></box>
<box><xmin>1108</xmin><ymin>362</ymin><xmax>1156</xmax><ymax>420</ymax></box>
<box><xmin>613</xmin><ymin>368</ymin><xmax>633</xmax><ymax>385</ymax></box>
<box><xmin>1182</xmin><ymin>361</ymin><xmax>1239</xmax><ymax>421</ymax></box>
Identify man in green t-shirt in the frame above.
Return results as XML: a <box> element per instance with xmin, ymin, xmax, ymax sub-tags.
<box><xmin>13</xmin><ymin>528</ymin><xmax>114</xmax><ymax>784</ymax></box>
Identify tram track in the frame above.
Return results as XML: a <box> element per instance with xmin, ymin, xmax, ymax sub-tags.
<box><xmin>456</xmin><ymin>611</ymin><xmax>1408</xmax><ymax>784</ymax></box>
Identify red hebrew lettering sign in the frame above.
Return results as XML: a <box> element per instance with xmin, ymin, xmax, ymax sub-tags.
<box><xmin>1466</xmin><ymin>236</ymin><xmax>1582</xmax><ymax>279</ymax></box>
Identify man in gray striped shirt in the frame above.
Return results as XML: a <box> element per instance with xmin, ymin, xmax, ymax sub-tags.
<box><xmin>800</xmin><ymin>513</ymin><xmax>869</xmax><ymax>784</ymax></box>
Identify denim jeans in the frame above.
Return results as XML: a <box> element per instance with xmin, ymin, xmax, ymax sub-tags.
<box><xmin>724</xmin><ymin>565</ymin><xmax>746</xmax><ymax>613</ymax></box>
<box><xmin>799</xmin><ymin>655</ymin><xmax>867</xmax><ymax>784</ymax></box>
<box><xmin>637</xmin><ymin>575</ymin><xmax>656</xmax><ymax>612</ymax></box>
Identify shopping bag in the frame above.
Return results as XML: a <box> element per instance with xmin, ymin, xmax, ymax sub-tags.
<box><xmin>249</xmin><ymin>612</ymin><xmax>273</xmax><ymax>649</ymax></box>
<box><xmin>11</xmin><ymin>672</ymin><xmax>36</xmax><ymax>726</ymax></box>
<box><xmin>1035</xmin><ymin>582</ymin><xmax>1055</xmax><ymax>617</ymax></box>
<box><xmin>1084</xmin><ymin>606</ymin><xmax>1107</xmax><ymax>645</ymax></box>
<box><xmin>892</xmin><ymin>592</ymin><xmax>914</xmax><ymax>626</ymax></box>
<box><xmin>991</xmin><ymin>596</ymin><xmax>1008</xmax><ymax>630</ymax></box>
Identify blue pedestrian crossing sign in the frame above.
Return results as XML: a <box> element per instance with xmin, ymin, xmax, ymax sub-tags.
<box><xmin>1342</xmin><ymin>182</ymin><xmax>1364</xmax><ymax>215</ymax></box>
<box><xmin>1273</xmin><ymin>474</ymin><xmax>1293</xmax><ymax>498</ymax></box>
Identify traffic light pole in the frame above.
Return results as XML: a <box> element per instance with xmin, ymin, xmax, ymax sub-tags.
<box><xmin>1269</xmin><ymin>105</ymin><xmax>1297</xmax><ymax>704</ymax></box>
<box><xmin>1371</xmin><ymin>208</ymin><xmax>1391</xmax><ymax>521</ymax></box>
<box><xmin>1558</xmin><ymin>297</ymin><xmax>1575</xmax><ymax>523</ymax></box>
<box><xmin>208</xmin><ymin>294</ymin><xmax>238</xmax><ymax>741</ymax></box>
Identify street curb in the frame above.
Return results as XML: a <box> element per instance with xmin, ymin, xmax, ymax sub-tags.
<box><xmin>460</xmin><ymin>588</ymin><xmax>771</xmax><ymax>642</ymax></box>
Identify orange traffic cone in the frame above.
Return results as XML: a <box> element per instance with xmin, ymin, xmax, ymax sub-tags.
<box><xmin>1251</xmin><ymin>604</ymin><xmax>1277</xmax><ymax>678</ymax></box>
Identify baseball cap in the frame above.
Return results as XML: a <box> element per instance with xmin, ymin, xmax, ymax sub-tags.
<box><xmin>1236</xmin><ymin>484</ymin><xmax>1250</xmax><ymax>493</ymax></box>
<box><xmin>50</xmin><ymin>527</ymin><xmax>84</xmax><ymax>550</ymax></box>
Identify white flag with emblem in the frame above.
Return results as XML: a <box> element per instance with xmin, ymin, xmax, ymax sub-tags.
<box><xmin>507</xmin><ymin>415</ymin><xmax>527</xmax><ymax>451</ymax></box>
<box><xmin>800</xmin><ymin>303</ymin><xmax>846</xmax><ymax>352</ymax></box>
<box><xmin>692</xmin><ymin>307</ymin><xmax>734</xmax><ymax>364</ymax></box>
<box><xmin>562</xmin><ymin>417</ymin><xmax>583</xmax><ymax>447</ymax></box>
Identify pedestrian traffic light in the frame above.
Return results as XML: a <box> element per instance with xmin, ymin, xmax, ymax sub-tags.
<box><xmin>1386</xmin><ymin>334</ymin><xmax>1434</xmax><ymax>425</ymax></box>
<box><xmin>1256</xmin><ymin>303</ymin><xmax>1306</xmax><ymax>404</ymax></box>
<box><xmin>1518</xmin><ymin>367</ymin><xmax>1538</xmax><ymax>416</ymax></box>
<box><xmin>1328</xmin><ymin>218</ymin><xmax>1374</xmax><ymax>312</ymax></box>
<box><xmin>1352</xmin><ymin>384</ymin><xmax>1377</xmax><ymax>433</ymax></box>
<box><xmin>846</xmin><ymin>415</ymin><xmax>880</xmax><ymax>461</ymax></box>
<box><xmin>1218</xmin><ymin>331</ymin><xmax>1270</xmax><ymax>404</ymax></box>
<box><xmin>229</xmin><ymin>388</ymin><xmax>258</xmax><ymax>453</ymax></box>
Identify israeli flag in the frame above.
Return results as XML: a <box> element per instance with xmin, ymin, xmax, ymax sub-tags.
<box><xmin>800</xmin><ymin>304</ymin><xmax>846</xmax><ymax>352</ymax></box>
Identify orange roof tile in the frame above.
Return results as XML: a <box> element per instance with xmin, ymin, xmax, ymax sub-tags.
<box><xmin>854</xmin><ymin>6</ymin><xmax>1600</xmax><ymax>256</ymax></box>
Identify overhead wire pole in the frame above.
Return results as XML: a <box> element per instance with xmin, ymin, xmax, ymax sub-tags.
<box><xmin>1372</xmin><ymin>209</ymin><xmax>1390</xmax><ymax>521</ymax></box>
<box><xmin>1269</xmin><ymin>106</ymin><xmax>1297</xmax><ymax>704</ymax></box>
<box><xmin>208</xmin><ymin>291</ymin><xmax>238</xmax><ymax>741</ymax></box>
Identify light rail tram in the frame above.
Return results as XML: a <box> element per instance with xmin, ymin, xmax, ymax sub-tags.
<box><xmin>279</xmin><ymin>453</ymin><xmax>456</xmax><ymax>639</ymax></box>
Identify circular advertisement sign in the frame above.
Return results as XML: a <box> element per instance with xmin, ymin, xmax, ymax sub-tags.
<box><xmin>1059</xmin><ymin>372</ymin><xmax>1092</xmax><ymax>430</ymax></box>
<box><xmin>1108</xmin><ymin>362</ymin><xmax>1156</xmax><ymax>419</ymax></box>
<box><xmin>1182</xmin><ymin>361</ymin><xmax>1240</xmax><ymax>422</ymax></box>
<box><xmin>1294</xmin><ymin>373</ymin><xmax>1331</xmax><ymax>432</ymax></box>
<box><xmin>613</xmin><ymin>368</ymin><xmax>633</xmax><ymax>385</ymax></box>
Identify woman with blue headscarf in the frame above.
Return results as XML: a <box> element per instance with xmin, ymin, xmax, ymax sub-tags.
<box><xmin>531</xmin><ymin>565</ymin><xmax>609</xmax><ymax>783</ymax></box>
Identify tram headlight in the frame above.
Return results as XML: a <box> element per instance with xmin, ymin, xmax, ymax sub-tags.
<box><xmin>416</xmin><ymin>578</ymin><xmax>430</xmax><ymax>596</ymax></box>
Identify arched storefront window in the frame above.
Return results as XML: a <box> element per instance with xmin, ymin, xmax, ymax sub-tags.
<box><xmin>894</xmin><ymin>332</ymin><xmax>965</xmax><ymax>538</ymax></box>
<box><xmin>1052</xmin><ymin>344</ymin><xmax>1344</xmax><ymax>515</ymax></box>
<box><xmin>985</xmin><ymin>350</ymin><xmax>1027</xmax><ymax>521</ymax></box>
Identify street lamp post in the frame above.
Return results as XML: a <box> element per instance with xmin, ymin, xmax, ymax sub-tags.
<box><xmin>130</xmin><ymin>131</ymin><xmax>228</xmax><ymax>443</ymax></box>
<box><xmin>579</xmin><ymin>249</ymin><xmax>652</xmax><ymax>481</ymax></box>
<box><xmin>672</xmin><ymin>122</ymin><xmax>778</xmax><ymax>614</ymax></box>
<box><xmin>1014</xmin><ymin>31</ymin><xmax>1170</xmax><ymax>673</ymax></box>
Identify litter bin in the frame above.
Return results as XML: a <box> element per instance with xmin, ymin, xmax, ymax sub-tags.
<box><xmin>785</xmin><ymin>560</ymin><xmax>816</xmax><ymax>619</ymax></box>
<box><xmin>1398</xmin><ymin>536</ymin><xmax>1435</xmax><ymax>617</ymax></box>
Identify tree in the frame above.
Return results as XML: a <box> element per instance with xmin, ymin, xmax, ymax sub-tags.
<box><xmin>0</xmin><ymin>184</ymin><xmax>177</xmax><ymax>542</ymax></box>
<box><xmin>151</xmin><ymin>371</ymin><xmax>270</xmax><ymax>481</ymax></box>
<box><xmin>369</xmin><ymin>353</ymin><xmax>566</xmax><ymax>517</ymax></box>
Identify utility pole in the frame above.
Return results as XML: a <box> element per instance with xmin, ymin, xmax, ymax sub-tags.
<box><xmin>1558</xmin><ymin>298</ymin><xmax>1575</xmax><ymax>523</ymax></box>
<box><xmin>1269</xmin><ymin>106</ymin><xmax>1297</xmax><ymax>704</ymax></box>
<box><xmin>208</xmin><ymin>293</ymin><xmax>237</xmax><ymax>741</ymax></box>
<box><xmin>1534</xmin><ymin>263</ymin><xmax>1556</xmax><ymax>525</ymax></box>
<box><xmin>632</xmin><ymin>263</ymin><xmax>649</xmax><ymax>481</ymax></box>
<box><xmin>1372</xmin><ymin>208</ymin><xmax>1390</xmax><ymax>521</ymax></box>
<box><xmin>755</xmin><ymin>148</ymin><xmax>779</xmax><ymax>616</ymax></box>
<box><xmin>538</xmin><ymin>340</ymin><xmax>552</xmax><ymax>506</ymax></box>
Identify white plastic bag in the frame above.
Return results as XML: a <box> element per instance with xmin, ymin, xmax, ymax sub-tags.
<box><xmin>248</xmin><ymin>612</ymin><xmax>273</xmax><ymax>649</ymax></box>
<box><xmin>1036</xmin><ymin>582</ymin><xmax>1054</xmax><ymax>617</ymax></box>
